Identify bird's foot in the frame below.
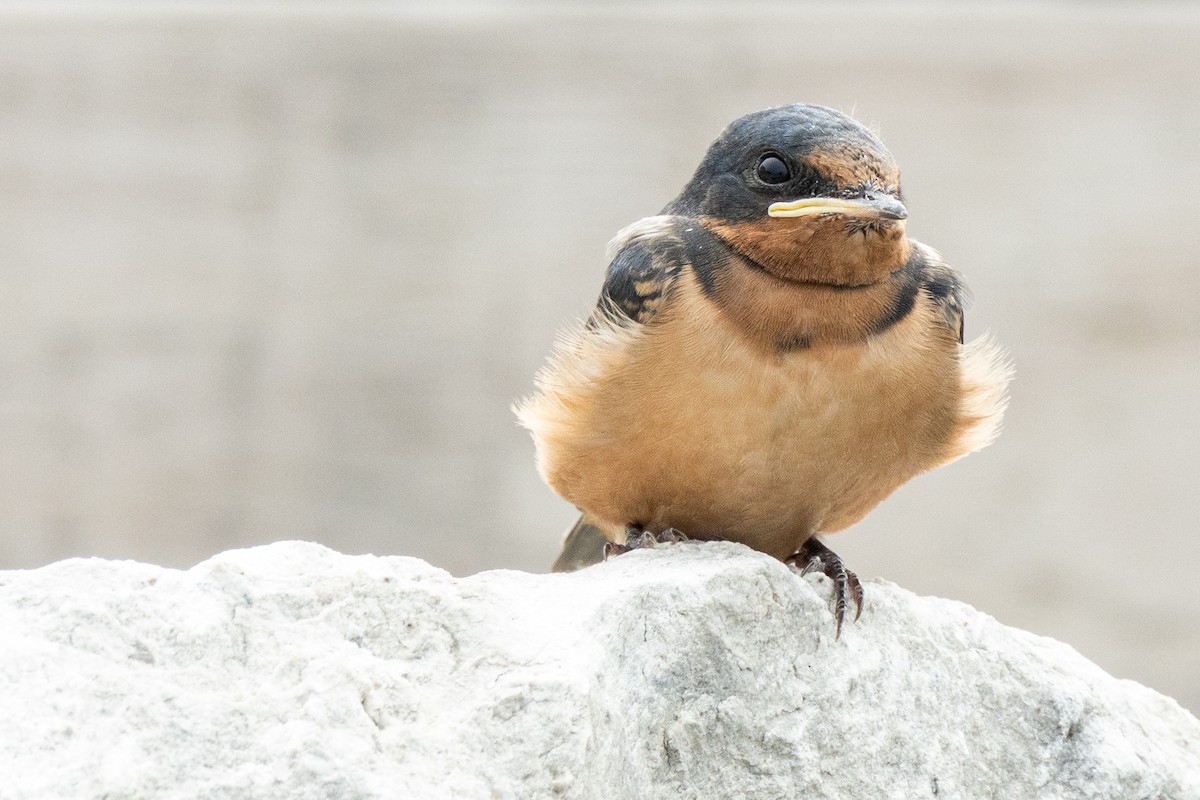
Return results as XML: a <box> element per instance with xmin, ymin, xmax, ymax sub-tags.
<box><xmin>603</xmin><ymin>526</ymin><xmax>689</xmax><ymax>560</ymax></box>
<box><xmin>788</xmin><ymin>538</ymin><xmax>864</xmax><ymax>639</ymax></box>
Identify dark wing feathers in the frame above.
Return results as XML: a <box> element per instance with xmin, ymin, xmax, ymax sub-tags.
<box><xmin>916</xmin><ymin>249</ymin><xmax>968</xmax><ymax>344</ymax></box>
<box><xmin>551</xmin><ymin>513</ymin><xmax>608</xmax><ymax>572</ymax></box>
<box><xmin>596</xmin><ymin>217</ymin><xmax>689</xmax><ymax>325</ymax></box>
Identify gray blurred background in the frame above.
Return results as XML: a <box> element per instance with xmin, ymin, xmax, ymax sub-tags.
<box><xmin>1</xmin><ymin>1</ymin><xmax>1198</xmax><ymax>713</ymax></box>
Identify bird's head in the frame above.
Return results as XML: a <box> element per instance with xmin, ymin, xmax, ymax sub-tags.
<box><xmin>667</xmin><ymin>104</ymin><xmax>910</xmax><ymax>288</ymax></box>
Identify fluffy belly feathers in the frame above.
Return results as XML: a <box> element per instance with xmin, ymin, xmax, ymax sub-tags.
<box><xmin>517</xmin><ymin>279</ymin><xmax>1007</xmax><ymax>559</ymax></box>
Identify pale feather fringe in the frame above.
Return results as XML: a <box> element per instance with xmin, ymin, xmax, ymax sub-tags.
<box><xmin>949</xmin><ymin>333</ymin><xmax>1014</xmax><ymax>461</ymax></box>
<box><xmin>512</xmin><ymin>306</ymin><xmax>641</xmax><ymax>456</ymax></box>
<box><xmin>604</xmin><ymin>215</ymin><xmax>676</xmax><ymax>261</ymax></box>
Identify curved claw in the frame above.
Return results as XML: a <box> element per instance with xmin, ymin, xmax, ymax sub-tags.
<box><xmin>656</xmin><ymin>527</ymin><xmax>688</xmax><ymax>544</ymax></box>
<box><xmin>790</xmin><ymin>538</ymin><xmax>864</xmax><ymax>639</ymax></box>
<box><xmin>603</xmin><ymin>541</ymin><xmax>631</xmax><ymax>561</ymax></box>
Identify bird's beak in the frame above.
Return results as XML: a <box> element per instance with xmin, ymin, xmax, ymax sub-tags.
<box><xmin>768</xmin><ymin>194</ymin><xmax>908</xmax><ymax>221</ymax></box>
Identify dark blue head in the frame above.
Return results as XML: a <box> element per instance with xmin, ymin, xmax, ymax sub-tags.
<box><xmin>667</xmin><ymin>104</ymin><xmax>904</xmax><ymax>222</ymax></box>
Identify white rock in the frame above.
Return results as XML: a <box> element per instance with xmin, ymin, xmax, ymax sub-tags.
<box><xmin>1</xmin><ymin>541</ymin><xmax>1197</xmax><ymax>799</ymax></box>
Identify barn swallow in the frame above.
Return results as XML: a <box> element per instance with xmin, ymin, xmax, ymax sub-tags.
<box><xmin>516</xmin><ymin>104</ymin><xmax>1010</xmax><ymax>636</ymax></box>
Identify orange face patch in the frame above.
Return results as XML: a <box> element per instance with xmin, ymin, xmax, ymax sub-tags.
<box><xmin>703</xmin><ymin>215</ymin><xmax>910</xmax><ymax>289</ymax></box>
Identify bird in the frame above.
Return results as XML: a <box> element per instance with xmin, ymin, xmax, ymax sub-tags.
<box><xmin>515</xmin><ymin>103</ymin><xmax>1010</xmax><ymax>635</ymax></box>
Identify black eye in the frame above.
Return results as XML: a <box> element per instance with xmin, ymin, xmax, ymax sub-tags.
<box><xmin>756</xmin><ymin>154</ymin><xmax>791</xmax><ymax>185</ymax></box>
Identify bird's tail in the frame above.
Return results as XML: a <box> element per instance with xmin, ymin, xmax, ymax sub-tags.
<box><xmin>551</xmin><ymin>513</ymin><xmax>610</xmax><ymax>572</ymax></box>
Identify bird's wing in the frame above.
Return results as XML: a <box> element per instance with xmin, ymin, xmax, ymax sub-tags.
<box><xmin>551</xmin><ymin>513</ymin><xmax>609</xmax><ymax>572</ymax></box>
<box><xmin>915</xmin><ymin>243</ymin><xmax>968</xmax><ymax>344</ymax></box>
<box><xmin>594</xmin><ymin>215</ymin><xmax>691</xmax><ymax>325</ymax></box>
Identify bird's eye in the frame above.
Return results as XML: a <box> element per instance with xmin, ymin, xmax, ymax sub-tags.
<box><xmin>756</xmin><ymin>155</ymin><xmax>791</xmax><ymax>185</ymax></box>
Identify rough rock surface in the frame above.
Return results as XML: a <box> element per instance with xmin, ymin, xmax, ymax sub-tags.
<box><xmin>1</xmin><ymin>541</ymin><xmax>1197</xmax><ymax>799</ymax></box>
